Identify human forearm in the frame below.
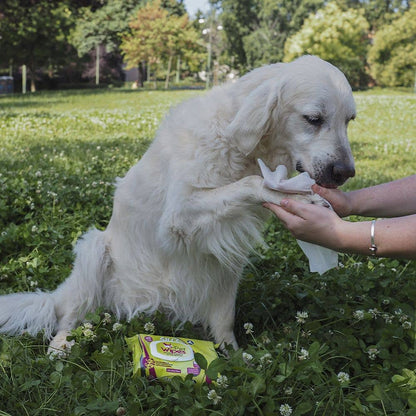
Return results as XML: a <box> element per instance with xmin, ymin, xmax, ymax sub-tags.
<box><xmin>339</xmin><ymin>214</ymin><xmax>416</xmax><ymax>259</ymax></box>
<box><xmin>346</xmin><ymin>175</ymin><xmax>416</xmax><ymax>218</ymax></box>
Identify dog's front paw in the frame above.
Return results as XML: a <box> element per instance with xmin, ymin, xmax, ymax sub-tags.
<box><xmin>47</xmin><ymin>330</ymin><xmax>75</xmax><ymax>358</ymax></box>
<box><xmin>291</xmin><ymin>192</ymin><xmax>330</xmax><ymax>207</ymax></box>
<box><xmin>289</xmin><ymin>194</ymin><xmax>330</xmax><ymax>208</ymax></box>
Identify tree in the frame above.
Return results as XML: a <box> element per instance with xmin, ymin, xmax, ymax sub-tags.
<box><xmin>121</xmin><ymin>1</ymin><xmax>202</xmax><ymax>88</ymax></box>
<box><xmin>335</xmin><ymin>0</ymin><xmax>411</xmax><ymax>30</ymax></box>
<box><xmin>284</xmin><ymin>2</ymin><xmax>370</xmax><ymax>87</ymax></box>
<box><xmin>219</xmin><ymin>0</ymin><xmax>258</xmax><ymax>68</ymax></box>
<box><xmin>69</xmin><ymin>0</ymin><xmax>143</xmax><ymax>84</ymax></box>
<box><xmin>219</xmin><ymin>0</ymin><xmax>325</xmax><ymax>70</ymax></box>
<box><xmin>0</xmin><ymin>0</ymin><xmax>75</xmax><ymax>91</ymax></box>
<box><xmin>242</xmin><ymin>0</ymin><xmax>325</xmax><ymax>68</ymax></box>
<box><xmin>368</xmin><ymin>6</ymin><xmax>416</xmax><ymax>87</ymax></box>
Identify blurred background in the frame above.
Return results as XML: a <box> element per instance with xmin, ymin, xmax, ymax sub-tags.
<box><xmin>0</xmin><ymin>0</ymin><xmax>414</xmax><ymax>93</ymax></box>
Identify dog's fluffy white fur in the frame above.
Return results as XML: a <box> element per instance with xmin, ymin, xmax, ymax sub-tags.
<box><xmin>0</xmin><ymin>56</ymin><xmax>356</xmax><ymax>352</ymax></box>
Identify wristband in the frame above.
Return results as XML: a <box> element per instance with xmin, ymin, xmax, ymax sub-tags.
<box><xmin>369</xmin><ymin>219</ymin><xmax>377</xmax><ymax>256</ymax></box>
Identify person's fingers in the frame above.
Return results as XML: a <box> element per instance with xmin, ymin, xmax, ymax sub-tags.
<box><xmin>263</xmin><ymin>202</ymin><xmax>299</xmax><ymax>225</ymax></box>
<box><xmin>277</xmin><ymin>199</ymin><xmax>310</xmax><ymax>219</ymax></box>
<box><xmin>312</xmin><ymin>184</ymin><xmax>330</xmax><ymax>198</ymax></box>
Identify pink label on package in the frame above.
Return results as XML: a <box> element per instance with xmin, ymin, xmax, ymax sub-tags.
<box><xmin>187</xmin><ymin>367</ymin><xmax>201</xmax><ymax>375</ymax></box>
<box><xmin>166</xmin><ymin>368</ymin><xmax>182</xmax><ymax>374</ymax></box>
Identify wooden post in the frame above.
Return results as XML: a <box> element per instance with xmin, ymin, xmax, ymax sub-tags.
<box><xmin>96</xmin><ymin>44</ymin><xmax>100</xmax><ymax>86</ymax></box>
<box><xmin>22</xmin><ymin>65</ymin><xmax>27</xmax><ymax>94</ymax></box>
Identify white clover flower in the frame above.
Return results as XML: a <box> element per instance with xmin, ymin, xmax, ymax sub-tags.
<box><xmin>29</xmin><ymin>280</ymin><xmax>38</xmax><ymax>287</ymax></box>
<box><xmin>101</xmin><ymin>345</ymin><xmax>109</xmax><ymax>353</ymax></box>
<box><xmin>298</xmin><ymin>348</ymin><xmax>309</xmax><ymax>361</ymax></box>
<box><xmin>383</xmin><ymin>313</ymin><xmax>393</xmax><ymax>324</ymax></box>
<box><xmin>216</xmin><ymin>375</ymin><xmax>229</xmax><ymax>388</ymax></box>
<box><xmin>367</xmin><ymin>347</ymin><xmax>379</xmax><ymax>360</ymax></box>
<box><xmin>35</xmin><ymin>171</ymin><xmax>42</xmax><ymax>177</ymax></box>
<box><xmin>353</xmin><ymin>310</ymin><xmax>365</xmax><ymax>320</ymax></box>
<box><xmin>279</xmin><ymin>403</ymin><xmax>293</xmax><ymax>416</ymax></box>
<box><xmin>82</xmin><ymin>328</ymin><xmax>95</xmax><ymax>339</ymax></box>
<box><xmin>260</xmin><ymin>353</ymin><xmax>272</xmax><ymax>365</ymax></box>
<box><xmin>261</xmin><ymin>334</ymin><xmax>271</xmax><ymax>345</ymax></box>
<box><xmin>368</xmin><ymin>308</ymin><xmax>380</xmax><ymax>319</ymax></box>
<box><xmin>242</xmin><ymin>352</ymin><xmax>253</xmax><ymax>363</ymax></box>
<box><xmin>337</xmin><ymin>371</ymin><xmax>350</xmax><ymax>384</ymax></box>
<box><xmin>103</xmin><ymin>313</ymin><xmax>112</xmax><ymax>324</ymax></box>
<box><xmin>296</xmin><ymin>311</ymin><xmax>308</xmax><ymax>324</ymax></box>
<box><xmin>144</xmin><ymin>322</ymin><xmax>155</xmax><ymax>334</ymax></box>
<box><xmin>112</xmin><ymin>322</ymin><xmax>123</xmax><ymax>331</ymax></box>
<box><xmin>244</xmin><ymin>322</ymin><xmax>254</xmax><ymax>334</ymax></box>
<box><xmin>284</xmin><ymin>387</ymin><xmax>293</xmax><ymax>395</ymax></box>
<box><xmin>207</xmin><ymin>389</ymin><xmax>222</xmax><ymax>405</ymax></box>
<box><xmin>402</xmin><ymin>321</ymin><xmax>412</xmax><ymax>329</ymax></box>
<box><xmin>301</xmin><ymin>330</ymin><xmax>312</xmax><ymax>338</ymax></box>
<box><xmin>31</xmin><ymin>225</ymin><xmax>38</xmax><ymax>233</ymax></box>
<box><xmin>399</xmin><ymin>314</ymin><xmax>409</xmax><ymax>323</ymax></box>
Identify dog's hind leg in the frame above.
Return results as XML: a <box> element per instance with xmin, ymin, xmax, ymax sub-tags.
<box><xmin>47</xmin><ymin>228</ymin><xmax>112</xmax><ymax>355</ymax></box>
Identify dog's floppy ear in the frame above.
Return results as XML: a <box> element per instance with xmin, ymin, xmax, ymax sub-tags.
<box><xmin>225</xmin><ymin>78</ymin><xmax>280</xmax><ymax>156</ymax></box>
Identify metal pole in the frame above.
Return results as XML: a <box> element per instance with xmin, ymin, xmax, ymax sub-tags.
<box><xmin>205</xmin><ymin>7</ymin><xmax>215</xmax><ymax>89</ymax></box>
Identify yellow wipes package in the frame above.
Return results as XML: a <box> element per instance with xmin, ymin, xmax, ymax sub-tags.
<box><xmin>126</xmin><ymin>334</ymin><xmax>218</xmax><ymax>384</ymax></box>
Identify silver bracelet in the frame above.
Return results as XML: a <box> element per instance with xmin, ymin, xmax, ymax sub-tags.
<box><xmin>369</xmin><ymin>219</ymin><xmax>377</xmax><ymax>256</ymax></box>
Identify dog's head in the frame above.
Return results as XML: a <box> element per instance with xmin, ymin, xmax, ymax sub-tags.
<box><xmin>226</xmin><ymin>55</ymin><xmax>356</xmax><ymax>188</ymax></box>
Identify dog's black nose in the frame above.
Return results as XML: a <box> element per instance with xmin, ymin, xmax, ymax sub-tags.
<box><xmin>332</xmin><ymin>162</ymin><xmax>355</xmax><ymax>185</ymax></box>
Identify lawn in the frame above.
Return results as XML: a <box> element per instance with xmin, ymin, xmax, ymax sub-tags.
<box><xmin>0</xmin><ymin>87</ymin><xmax>416</xmax><ymax>415</ymax></box>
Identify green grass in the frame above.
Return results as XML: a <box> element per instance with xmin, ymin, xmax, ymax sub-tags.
<box><xmin>0</xmin><ymin>88</ymin><xmax>416</xmax><ymax>415</ymax></box>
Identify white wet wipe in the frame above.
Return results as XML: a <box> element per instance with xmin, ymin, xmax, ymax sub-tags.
<box><xmin>258</xmin><ymin>159</ymin><xmax>338</xmax><ymax>275</ymax></box>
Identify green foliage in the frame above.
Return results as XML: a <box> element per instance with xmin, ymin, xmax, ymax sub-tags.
<box><xmin>220</xmin><ymin>0</ymin><xmax>325</xmax><ymax>69</ymax></box>
<box><xmin>121</xmin><ymin>1</ymin><xmax>203</xmax><ymax>87</ymax></box>
<box><xmin>368</xmin><ymin>7</ymin><xmax>416</xmax><ymax>88</ymax></box>
<box><xmin>0</xmin><ymin>88</ymin><xmax>416</xmax><ymax>414</ymax></box>
<box><xmin>335</xmin><ymin>0</ymin><xmax>411</xmax><ymax>30</ymax></box>
<box><xmin>284</xmin><ymin>2</ymin><xmax>370</xmax><ymax>87</ymax></box>
<box><xmin>0</xmin><ymin>0</ymin><xmax>75</xmax><ymax>89</ymax></box>
<box><xmin>69</xmin><ymin>0</ymin><xmax>143</xmax><ymax>56</ymax></box>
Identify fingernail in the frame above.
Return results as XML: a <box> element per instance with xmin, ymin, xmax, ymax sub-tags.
<box><xmin>281</xmin><ymin>199</ymin><xmax>288</xmax><ymax>207</ymax></box>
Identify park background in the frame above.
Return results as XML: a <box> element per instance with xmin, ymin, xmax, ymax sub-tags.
<box><xmin>0</xmin><ymin>0</ymin><xmax>415</xmax><ymax>92</ymax></box>
<box><xmin>1</xmin><ymin>1</ymin><xmax>416</xmax><ymax>415</ymax></box>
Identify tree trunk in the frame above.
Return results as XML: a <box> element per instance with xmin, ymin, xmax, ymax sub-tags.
<box><xmin>165</xmin><ymin>55</ymin><xmax>173</xmax><ymax>89</ymax></box>
<box><xmin>175</xmin><ymin>56</ymin><xmax>181</xmax><ymax>84</ymax></box>
<box><xmin>137</xmin><ymin>62</ymin><xmax>145</xmax><ymax>87</ymax></box>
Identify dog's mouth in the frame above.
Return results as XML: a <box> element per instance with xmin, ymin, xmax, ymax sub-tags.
<box><xmin>296</xmin><ymin>160</ymin><xmax>354</xmax><ymax>188</ymax></box>
<box><xmin>295</xmin><ymin>161</ymin><xmax>305</xmax><ymax>174</ymax></box>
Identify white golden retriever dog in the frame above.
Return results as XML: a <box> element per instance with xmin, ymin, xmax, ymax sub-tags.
<box><xmin>0</xmin><ymin>56</ymin><xmax>356</xmax><ymax>352</ymax></box>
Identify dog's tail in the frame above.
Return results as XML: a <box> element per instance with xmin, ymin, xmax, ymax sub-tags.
<box><xmin>0</xmin><ymin>291</ymin><xmax>57</xmax><ymax>339</ymax></box>
<box><xmin>0</xmin><ymin>228</ymin><xmax>110</xmax><ymax>339</ymax></box>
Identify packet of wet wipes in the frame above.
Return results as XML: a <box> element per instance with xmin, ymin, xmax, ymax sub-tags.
<box><xmin>258</xmin><ymin>159</ymin><xmax>338</xmax><ymax>275</ymax></box>
<box><xmin>126</xmin><ymin>334</ymin><xmax>218</xmax><ymax>384</ymax></box>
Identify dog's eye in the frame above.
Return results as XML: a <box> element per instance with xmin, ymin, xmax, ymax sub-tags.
<box><xmin>303</xmin><ymin>115</ymin><xmax>324</xmax><ymax>127</ymax></box>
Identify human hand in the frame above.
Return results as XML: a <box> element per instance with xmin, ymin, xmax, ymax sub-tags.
<box><xmin>312</xmin><ymin>184</ymin><xmax>354</xmax><ymax>218</ymax></box>
<box><xmin>264</xmin><ymin>198</ymin><xmax>347</xmax><ymax>250</ymax></box>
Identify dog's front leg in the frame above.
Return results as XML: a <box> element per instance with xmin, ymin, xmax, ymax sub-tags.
<box><xmin>187</xmin><ymin>175</ymin><xmax>325</xmax><ymax>219</ymax></box>
<box><xmin>207</xmin><ymin>278</ymin><xmax>240</xmax><ymax>350</ymax></box>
